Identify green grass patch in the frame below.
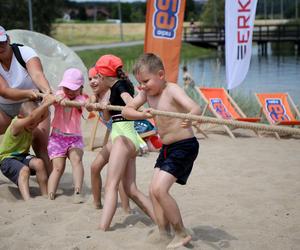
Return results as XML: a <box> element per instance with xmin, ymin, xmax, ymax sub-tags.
<box><xmin>76</xmin><ymin>43</ymin><xmax>215</xmax><ymax>71</ymax></box>
<box><xmin>76</xmin><ymin>44</ymin><xmax>144</xmax><ymax>70</ymax></box>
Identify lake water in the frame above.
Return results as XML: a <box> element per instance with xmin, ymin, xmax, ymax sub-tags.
<box><xmin>177</xmin><ymin>45</ymin><xmax>300</xmax><ymax>105</ymax></box>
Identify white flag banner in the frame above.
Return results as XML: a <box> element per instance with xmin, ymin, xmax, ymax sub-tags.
<box><xmin>226</xmin><ymin>0</ymin><xmax>258</xmax><ymax>90</ymax></box>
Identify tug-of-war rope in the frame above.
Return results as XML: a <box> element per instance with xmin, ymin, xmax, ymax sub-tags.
<box><xmin>40</xmin><ymin>94</ymin><xmax>300</xmax><ymax>136</ymax></box>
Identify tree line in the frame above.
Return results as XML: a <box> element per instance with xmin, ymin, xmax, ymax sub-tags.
<box><xmin>0</xmin><ymin>0</ymin><xmax>299</xmax><ymax>36</ymax></box>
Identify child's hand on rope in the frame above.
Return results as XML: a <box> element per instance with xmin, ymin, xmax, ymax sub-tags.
<box><xmin>55</xmin><ymin>95</ymin><xmax>64</xmax><ymax>104</ymax></box>
<box><xmin>85</xmin><ymin>101</ymin><xmax>95</xmax><ymax>112</ymax></box>
<box><xmin>141</xmin><ymin>108</ymin><xmax>154</xmax><ymax>119</ymax></box>
<box><xmin>60</xmin><ymin>97</ymin><xmax>70</xmax><ymax>106</ymax></box>
<box><xmin>96</xmin><ymin>102</ymin><xmax>109</xmax><ymax>111</ymax></box>
<box><xmin>27</xmin><ymin>89</ymin><xmax>39</xmax><ymax>101</ymax></box>
<box><xmin>181</xmin><ymin>118</ymin><xmax>192</xmax><ymax>128</ymax></box>
<box><xmin>192</xmin><ymin>121</ymin><xmax>201</xmax><ymax>126</ymax></box>
<box><xmin>42</xmin><ymin>94</ymin><xmax>56</xmax><ymax>105</ymax></box>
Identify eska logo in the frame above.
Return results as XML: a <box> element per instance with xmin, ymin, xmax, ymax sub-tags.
<box><xmin>153</xmin><ymin>0</ymin><xmax>180</xmax><ymax>39</ymax></box>
<box><xmin>265</xmin><ymin>99</ymin><xmax>290</xmax><ymax>123</ymax></box>
<box><xmin>210</xmin><ymin>98</ymin><xmax>232</xmax><ymax>119</ymax></box>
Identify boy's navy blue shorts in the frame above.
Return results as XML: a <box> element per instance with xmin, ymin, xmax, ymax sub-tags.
<box><xmin>154</xmin><ymin>137</ymin><xmax>199</xmax><ymax>185</ymax></box>
<box><xmin>0</xmin><ymin>155</ymin><xmax>36</xmax><ymax>185</ymax></box>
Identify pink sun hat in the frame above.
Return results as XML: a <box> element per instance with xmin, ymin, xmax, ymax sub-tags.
<box><xmin>59</xmin><ymin>68</ymin><xmax>84</xmax><ymax>90</ymax></box>
<box><xmin>0</xmin><ymin>26</ymin><xmax>8</xmax><ymax>42</ymax></box>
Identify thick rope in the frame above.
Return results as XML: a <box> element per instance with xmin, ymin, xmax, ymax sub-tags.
<box><xmin>38</xmin><ymin>94</ymin><xmax>300</xmax><ymax>136</ymax></box>
<box><xmin>104</xmin><ymin>104</ymin><xmax>300</xmax><ymax>136</ymax></box>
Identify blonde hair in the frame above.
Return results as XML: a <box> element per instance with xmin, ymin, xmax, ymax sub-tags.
<box><xmin>133</xmin><ymin>53</ymin><xmax>165</xmax><ymax>76</ymax></box>
<box><xmin>19</xmin><ymin>101</ymin><xmax>38</xmax><ymax>117</ymax></box>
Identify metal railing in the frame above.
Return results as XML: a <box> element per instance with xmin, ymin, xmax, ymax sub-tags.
<box><xmin>183</xmin><ymin>24</ymin><xmax>300</xmax><ymax>45</ymax></box>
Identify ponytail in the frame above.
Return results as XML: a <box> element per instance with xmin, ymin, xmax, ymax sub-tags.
<box><xmin>116</xmin><ymin>67</ymin><xmax>134</xmax><ymax>94</ymax></box>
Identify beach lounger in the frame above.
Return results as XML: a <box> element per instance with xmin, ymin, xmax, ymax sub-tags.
<box><xmin>255</xmin><ymin>92</ymin><xmax>300</xmax><ymax>138</ymax></box>
<box><xmin>197</xmin><ymin>87</ymin><xmax>261</xmax><ymax>138</ymax></box>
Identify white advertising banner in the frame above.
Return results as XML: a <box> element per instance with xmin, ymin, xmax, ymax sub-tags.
<box><xmin>226</xmin><ymin>0</ymin><xmax>258</xmax><ymax>90</ymax></box>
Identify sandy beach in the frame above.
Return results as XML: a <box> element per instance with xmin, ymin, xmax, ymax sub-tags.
<box><xmin>0</xmin><ymin>119</ymin><xmax>300</xmax><ymax>250</ymax></box>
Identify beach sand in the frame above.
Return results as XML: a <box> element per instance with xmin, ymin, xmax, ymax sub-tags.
<box><xmin>0</xmin><ymin>119</ymin><xmax>300</xmax><ymax>250</ymax></box>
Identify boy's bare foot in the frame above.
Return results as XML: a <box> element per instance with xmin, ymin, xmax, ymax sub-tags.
<box><xmin>166</xmin><ymin>231</ymin><xmax>192</xmax><ymax>249</ymax></box>
<box><xmin>146</xmin><ymin>227</ymin><xmax>172</xmax><ymax>244</ymax></box>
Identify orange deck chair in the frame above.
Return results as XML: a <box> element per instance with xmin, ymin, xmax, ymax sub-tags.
<box><xmin>197</xmin><ymin>87</ymin><xmax>261</xmax><ymax>138</ymax></box>
<box><xmin>255</xmin><ymin>92</ymin><xmax>300</xmax><ymax>138</ymax></box>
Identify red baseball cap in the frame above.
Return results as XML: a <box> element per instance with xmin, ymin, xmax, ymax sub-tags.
<box><xmin>88</xmin><ymin>67</ymin><xmax>97</xmax><ymax>78</ymax></box>
<box><xmin>95</xmin><ymin>54</ymin><xmax>123</xmax><ymax>77</ymax></box>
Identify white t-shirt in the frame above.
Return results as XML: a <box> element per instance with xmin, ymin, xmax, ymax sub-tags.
<box><xmin>0</xmin><ymin>46</ymin><xmax>38</xmax><ymax>104</ymax></box>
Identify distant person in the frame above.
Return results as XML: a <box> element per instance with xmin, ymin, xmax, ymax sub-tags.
<box><xmin>0</xmin><ymin>94</ymin><xmax>56</xmax><ymax>201</ymax></box>
<box><xmin>190</xmin><ymin>18</ymin><xmax>196</xmax><ymax>35</ymax></box>
<box><xmin>122</xmin><ymin>53</ymin><xmax>201</xmax><ymax>249</ymax></box>
<box><xmin>182</xmin><ymin>65</ymin><xmax>201</xmax><ymax>103</ymax></box>
<box><xmin>0</xmin><ymin>25</ymin><xmax>53</xmax><ymax>175</ymax></box>
<box><xmin>47</xmin><ymin>68</ymin><xmax>87</xmax><ymax>203</ymax></box>
<box><xmin>182</xmin><ymin>65</ymin><xmax>195</xmax><ymax>89</ymax></box>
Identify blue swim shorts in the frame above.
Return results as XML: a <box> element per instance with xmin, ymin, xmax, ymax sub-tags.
<box><xmin>154</xmin><ymin>137</ymin><xmax>199</xmax><ymax>185</ymax></box>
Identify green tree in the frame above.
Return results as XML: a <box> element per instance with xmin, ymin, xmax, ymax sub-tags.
<box><xmin>131</xmin><ymin>2</ymin><xmax>146</xmax><ymax>22</ymax></box>
<box><xmin>78</xmin><ymin>6</ymin><xmax>87</xmax><ymax>21</ymax></box>
<box><xmin>201</xmin><ymin>0</ymin><xmax>225</xmax><ymax>26</ymax></box>
<box><xmin>121</xmin><ymin>3</ymin><xmax>132</xmax><ymax>22</ymax></box>
<box><xmin>0</xmin><ymin>0</ymin><xmax>64</xmax><ymax>35</ymax></box>
<box><xmin>185</xmin><ymin>0</ymin><xmax>196</xmax><ymax>21</ymax></box>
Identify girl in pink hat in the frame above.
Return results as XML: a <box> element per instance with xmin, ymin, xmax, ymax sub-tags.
<box><xmin>88</xmin><ymin>55</ymin><xmax>156</xmax><ymax>231</ymax></box>
<box><xmin>47</xmin><ymin>68</ymin><xmax>88</xmax><ymax>203</ymax></box>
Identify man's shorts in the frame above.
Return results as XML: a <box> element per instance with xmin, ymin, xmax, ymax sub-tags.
<box><xmin>155</xmin><ymin>137</ymin><xmax>199</xmax><ymax>185</ymax></box>
<box><xmin>0</xmin><ymin>155</ymin><xmax>36</xmax><ymax>185</ymax></box>
<box><xmin>48</xmin><ymin>131</ymin><xmax>84</xmax><ymax>160</ymax></box>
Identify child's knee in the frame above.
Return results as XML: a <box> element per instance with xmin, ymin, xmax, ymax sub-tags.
<box><xmin>124</xmin><ymin>185</ymin><xmax>138</xmax><ymax>199</ymax></box>
<box><xmin>105</xmin><ymin>181</ymin><xmax>119</xmax><ymax>193</ymax></box>
<box><xmin>91</xmin><ymin>163</ymin><xmax>100</xmax><ymax>175</ymax></box>
<box><xmin>151</xmin><ymin>185</ymin><xmax>165</xmax><ymax>200</ymax></box>
<box><xmin>19</xmin><ymin>167</ymin><xmax>30</xmax><ymax>180</ymax></box>
<box><xmin>53</xmin><ymin>165</ymin><xmax>64</xmax><ymax>175</ymax></box>
<box><xmin>70</xmin><ymin>155</ymin><xmax>83</xmax><ymax>168</ymax></box>
<box><xmin>34</xmin><ymin>159</ymin><xmax>46</xmax><ymax>172</ymax></box>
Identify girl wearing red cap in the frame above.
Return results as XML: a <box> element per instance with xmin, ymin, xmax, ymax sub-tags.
<box><xmin>87</xmin><ymin>66</ymin><xmax>131</xmax><ymax>213</ymax></box>
<box><xmin>90</xmin><ymin>55</ymin><xmax>156</xmax><ymax>231</ymax></box>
